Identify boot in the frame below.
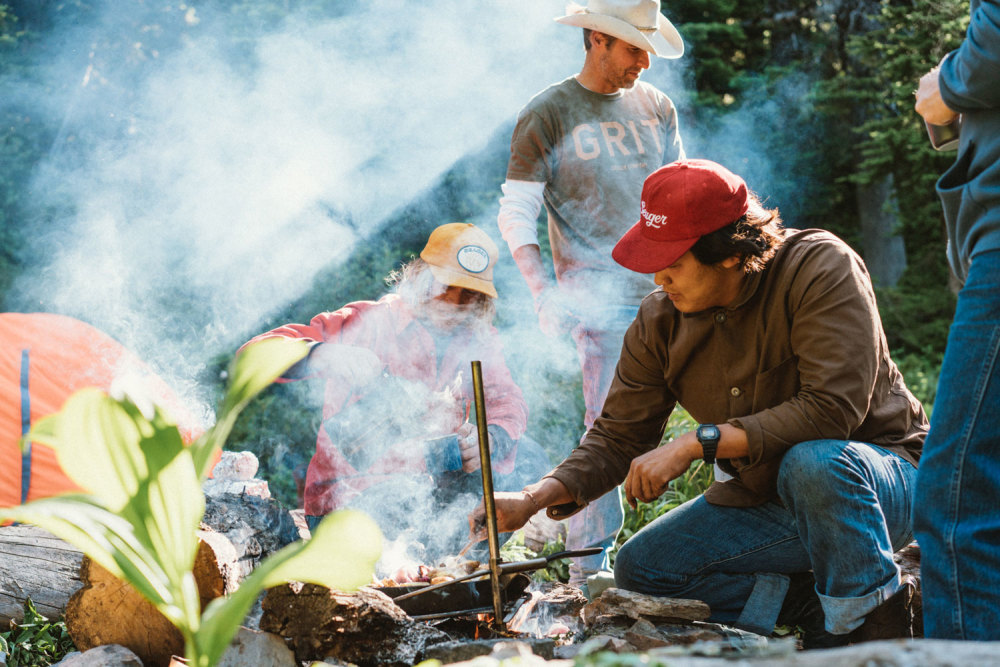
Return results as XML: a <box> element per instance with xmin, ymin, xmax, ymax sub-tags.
<box><xmin>777</xmin><ymin>573</ymin><xmax>918</xmax><ymax>649</ymax></box>
<box><xmin>776</xmin><ymin>572</ymin><xmax>851</xmax><ymax>649</ymax></box>
<box><xmin>851</xmin><ymin>575</ymin><xmax>918</xmax><ymax>642</ymax></box>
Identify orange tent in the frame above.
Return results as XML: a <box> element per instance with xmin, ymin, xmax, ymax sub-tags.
<box><xmin>0</xmin><ymin>312</ymin><xmax>208</xmax><ymax>508</ymax></box>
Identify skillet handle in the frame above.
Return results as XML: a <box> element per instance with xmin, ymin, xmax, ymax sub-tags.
<box><xmin>497</xmin><ymin>557</ymin><xmax>548</xmax><ymax>574</ymax></box>
<box><xmin>495</xmin><ymin>547</ymin><xmax>605</xmax><ymax>575</ymax></box>
<box><xmin>544</xmin><ymin>547</ymin><xmax>604</xmax><ymax>561</ymax></box>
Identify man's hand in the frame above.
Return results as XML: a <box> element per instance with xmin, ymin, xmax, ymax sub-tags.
<box><xmin>916</xmin><ymin>65</ymin><xmax>959</xmax><ymax>126</ymax></box>
<box><xmin>456</xmin><ymin>422</ymin><xmax>490</xmax><ymax>473</ymax></box>
<box><xmin>308</xmin><ymin>343</ymin><xmax>382</xmax><ymax>386</ymax></box>
<box><xmin>510</xmin><ymin>245</ymin><xmax>579</xmax><ymax>337</ymax></box>
<box><xmin>535</xmin><ymin>287</ymin><xmax>579</xmax><ymax>337</ymax></box>
<box><xmin>468</xmin><ymin>491</ymin><xmax>539</xmax><ymax>540</ymax></box>
<box><xmin>624</xmin><ymin>438</ymin><xmax>699</xmax><ymax>509</ymax></box>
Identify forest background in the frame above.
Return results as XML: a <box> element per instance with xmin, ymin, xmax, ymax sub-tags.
<box><xmin>0</xmin><ymin>0</ymin><xmax>967</xmax><ymax>510</ymax></box>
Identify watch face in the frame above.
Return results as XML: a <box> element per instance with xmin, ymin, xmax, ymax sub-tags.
<box><xmin>698</xmin><ymin>424</ymin><xmax>720</xmax><ymax>441</ymax></box>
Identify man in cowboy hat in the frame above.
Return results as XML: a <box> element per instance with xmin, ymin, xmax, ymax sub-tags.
<box><xmin>242</xmin><ymin>223</ymin><xmax>549</xmax><ymax>561</ymax></box>
<box><xmin>496</xmin><ymin>0</ymin><xmax>686</xmax><ymax>588</ymax></box>
<box><xmin>480</xmin><ymin>160</ymin><xmax>927</xmax><ymax>645</ymax></box>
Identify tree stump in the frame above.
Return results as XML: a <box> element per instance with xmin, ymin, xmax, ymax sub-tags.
<box><xmin>260</xmin><ymin>583</ymin><xmax>451</xmax><ymax>666</ymax></box>
<box><xmin>63</xmin><ymin>530</ymin><xmax>240</xmax><ymax>667</ymax></box>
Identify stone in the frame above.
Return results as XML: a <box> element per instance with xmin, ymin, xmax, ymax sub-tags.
<box><xmin>624</xmin><ymin>618</ymin><xmax>672</xmax><ymax>649</ymax></box>
<box><xmin>422</xmin><ymin>638</ymin><xmax>556</xmax><ymax>664</ymax></box>
<box><xmin>595</xmin><ymin>587</ymin><xmax>711</xmax><ymax>622</ymax></box>
<box><xmin>585</xmin><ymin>571</ymin><xmax>616</xmax><ymax>600</ymax></box>
<box><xmin>202</xmin><ymin>478</ymin><xmax>271</xmax><ymax>499</ymax></box>
<box><xmin>216</xmin><ymin>626</ymin><xmax>296</xmax><ymax>667</ymax></box>
<box><xmin>211</xmin><ymin>451</ymin><xmax>260</xmax><ymax>480</ymax></box>
<box><xmin>53</xmin><ymin>645</ymin><xmax>143</xmax><ymax>666</ymax></box>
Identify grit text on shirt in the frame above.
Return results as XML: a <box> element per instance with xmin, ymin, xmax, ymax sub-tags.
<box><xmin>571</xmin><ymin>118</ymin><xmax>664</xmax><ymax>160</ymax></box>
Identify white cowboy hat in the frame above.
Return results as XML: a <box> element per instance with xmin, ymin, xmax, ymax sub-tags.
<box><xmin>555</xmin><ymin>0</ymin><xmax>684</xmax><ymax>59</ymax></box>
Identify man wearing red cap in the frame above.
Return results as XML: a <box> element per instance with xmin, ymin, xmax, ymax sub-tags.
<box><xmin>481</xmin><ymin>160</ymin><xmax>928</xmax><ymax>645</ymax></box>
<box><xmin>497</xmin><ymin>0</ymin><xmax>686</xmax><ymax>587</ymax></box>
<box><xmin>243</xmin><ymin>223</ymin><xmax>549</xmax><ymax>561</ymax></box>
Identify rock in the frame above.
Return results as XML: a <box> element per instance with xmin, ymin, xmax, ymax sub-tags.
<box><xmin>216</xmin><ymin>627</ymin><xmax>296</xmax><ymax>667</ymax></box>
<box><xmin>637</xmin><ymin>638</ymin><xmax>1000</xmax><ymax>665</ymax></box>
<box><xmin>659</xmin><ymin>620</ymin><xmax>748</xmax><ymax>646</ymax></box>
<box><xmin>200</xmin><ymin>491</ymin><xmax>302</xmax><ymax>579</ymax></box>
<box><xmin>202</xmin><ymin>478</ymin><xmax>271</xmax><ymax>499</ymax></box>
<box><xmin>437</xmin><ymin>640</ymin><xmax>574</xmax><ymax>666</ymax></box>
<box><xmin>585</xmin><ymin>571</ymin><xmax>616</xmax><ymax>600</ymax></box>
<box><xmin>53</xmin><ymin>644</ymin><xmax>143</xmax><ymax>666</ymax></box>
<box><xmin>507</xmin><ymin>583</ymin><xmax>588</xmax><ymax>639</ymax></box>
<box><xmin>583</xmin><ymin>587</ymin><xmax>711</xmax><ymax>626</ymax></box>
<box><xmin>211</xmin><ymin>451</ymin><xmax>260</xmax><ymax>481</ymax></box>
<box><xmin>624</xmin><ymin>618</ymin><xmax>672</xmax><ymax>649</ymax></box>
<box><xmin>422</xmin><ymin>638</ymin><xmax>556</xmax><ymax>664</ymax></box>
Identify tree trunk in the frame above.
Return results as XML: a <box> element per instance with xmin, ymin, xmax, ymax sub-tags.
<box><xmin>0</xmin><ymin>524</ymin><xmax>84</xmax><ymax>625</ymax></box>
<box><xmin>857</xmin><ymin>175</ymin><xmax>908</xmax><ymax>287</ymax></box>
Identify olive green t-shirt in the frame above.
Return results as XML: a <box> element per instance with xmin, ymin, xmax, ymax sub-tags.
<box><xmin>507</xmin><ymin>76</ymin><xmax>684</xmax><ymax>309</ymax></box>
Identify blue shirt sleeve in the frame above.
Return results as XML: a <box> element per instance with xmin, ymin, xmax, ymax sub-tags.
<box><xmin>939</xmin><ymin>0</ymin><xmax>1000</xmax><ymax>111</ymax></box>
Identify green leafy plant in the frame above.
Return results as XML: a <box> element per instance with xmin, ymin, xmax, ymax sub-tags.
<box><xmin>0</xmin><ymin>338</ymin><xmax>383</xmax><ymax>667</ymax></box>
<box><xmin>0</xmin><ymin>599</ymin><xmax>75</xmax><ymax>666</ymax></box>
<box><xmin>613</xmin><ymin>408</ymin><xmax>711</xmax><ymax>557</ymax></box>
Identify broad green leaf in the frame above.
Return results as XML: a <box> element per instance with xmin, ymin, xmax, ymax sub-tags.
<box><xmin>0</xmin><ymin>496</ymin><xmax>176</xmax><ymax>616</ymax></box>
<box><xmin>196</xmin><ymin>510</ymin><xmax>381</xmax><ymax>667</ymax></box>
<box><xmin>191</xmin><ymin>337</ymin><xmax>308</xmax><ymax>478</ymax></box>
<box><xmin>28</xmin><ymin>388</ymin><xmax>203</xmax><ymax>588</ymax></box>
<box><xmin>27</xmin><ymin>389</ymin><xmax>183</xmax><ymax>515</ymax></box>
<box><xmin>135</xmin><ymin>443</ymin><xmax>204</xmax><ymax>586</ymax></box>
<box><xmin>260</xmin><ymin>509</ymin><xmax>382</xmax><ymax>590</ymax></box>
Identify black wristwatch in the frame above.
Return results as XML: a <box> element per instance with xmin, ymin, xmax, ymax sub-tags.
<box><xmin>696</xmin><ymin>424</ymin><xmax>721</xmax><ymax>466</ymax></box>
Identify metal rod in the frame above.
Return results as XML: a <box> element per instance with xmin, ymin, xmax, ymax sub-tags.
<box><xmin>471</xmin><ymin>360</ymin><xmax>505</xmax><ymax>632</ymax></box>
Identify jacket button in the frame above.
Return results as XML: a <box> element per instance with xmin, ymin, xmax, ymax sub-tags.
<box><xmin>715</xmin><ymin>312</ymin><xmax>727</xmax><ymax>323</ymax></box>
<box><xmin>730</xmin><ymin>387</ymin><xmax>742</xmax><ymax>397</ymax></box>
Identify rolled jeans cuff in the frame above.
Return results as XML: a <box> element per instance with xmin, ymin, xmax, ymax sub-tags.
<box><xmin>736</xmin><ymin>572</ymin><xmax>790</xmax><ymax>636</ymax></box>
<box><xmin>819</xmin><ymin>572</ymin><xmax>904</xmax><ymax>634</ymax></box>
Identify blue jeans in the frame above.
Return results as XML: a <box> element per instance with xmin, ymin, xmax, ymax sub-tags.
<box><xmin>914</xmin><ymin>248</ymin><xmax>1000</xmax><ymax>640</ymax></box>
<box><xmin>565</xmin><ymin>305</ymin><xmax>638</xmax><ymax>581</ymax></box>
<box><xmin>614</xmin><ymin>440</ymin><xmax>916</xmax><ymax>635</ymax></box>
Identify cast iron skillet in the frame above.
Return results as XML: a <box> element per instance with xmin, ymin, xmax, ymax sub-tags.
<box><xmin>376</xmin><ymin>573</ymin><xmax>531</xmax><ymax>616</ymax></box>
<box><xmin>374</xmin><ymin>547</ymin><xmax>603</xmax><ymax>616</ymax></box>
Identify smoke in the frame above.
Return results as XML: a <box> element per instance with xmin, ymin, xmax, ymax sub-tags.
<box><xmin>5</xmin><ymin>1</ymin><xmax>823</xmax><ymax>557</ymax></box>
<box><xmin>5</xmin><ymin>0</ymin><xmax>582</xmax><ymax>408</ymax></box>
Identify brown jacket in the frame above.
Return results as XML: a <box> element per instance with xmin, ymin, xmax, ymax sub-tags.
<box><xmin>547</xmin><ymin>229</ymin><xmax>928</xmax><ymax>511</ymax></box>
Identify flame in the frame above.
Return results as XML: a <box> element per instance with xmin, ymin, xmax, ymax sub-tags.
<box><xmin>505</xmin><ymin>588</ymin><xmax>579</xmax><ymax>639</ymax></box>
<box><xmin>506</xmin><ymin>590</ymin><xmax>542</xmax><ymax>634</ymax></box>
<box><xmin>475</xmin><ymin>613</ymin><xmax>491</xmax><ymax>639</ymax></box>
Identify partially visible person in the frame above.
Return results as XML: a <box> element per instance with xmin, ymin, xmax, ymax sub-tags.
<box><xmin>497</xmin><ymin>0</ymin><xmax>685</xmax><ymax>585</ymax></box>
<box><xmin>474</xmin><ymin>159</ymin><xmax>927</xmax><ymax>645</ymax></box>
<box><xmin>242</xmin><ymin>223</ymin><xmax>549</xmax><ymax>561</ymax></box>
<box><xmin>1</xmin><ymin>312</ymin><xmax>205</xmax><ymax>508</ymax></box>
<box><xmin>914</xmin><ymin>0</ymin><xmax>1000</xmax><ymax>641</ymax></box>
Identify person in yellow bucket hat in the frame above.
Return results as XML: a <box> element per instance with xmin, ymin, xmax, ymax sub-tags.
<box><xmin>241</xmin><ymin>223</ymin><xmax>550</xmax><ymax>563</ymax></box>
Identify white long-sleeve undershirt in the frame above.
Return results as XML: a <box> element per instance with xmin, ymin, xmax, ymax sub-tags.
<box><xmin>497</xmin><ymin>179</ymin><xmax>546</xmax><ymax>254</ymax></box>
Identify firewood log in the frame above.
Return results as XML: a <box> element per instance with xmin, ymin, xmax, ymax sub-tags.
<box><xmin>63</xmin><ymin>530</ymin><xmax>239</xmax><ymax>667</ymax></box>
<box><xmin>0</xmin><ymin>524</ymin><xmax>84</xmax><ymax>625</ymax></box>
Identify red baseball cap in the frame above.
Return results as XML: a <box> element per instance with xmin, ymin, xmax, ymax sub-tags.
<box><xmin>612</xmin><ymin>159</ymin><xmax>749</xmax><ymax>273</ymax></box>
